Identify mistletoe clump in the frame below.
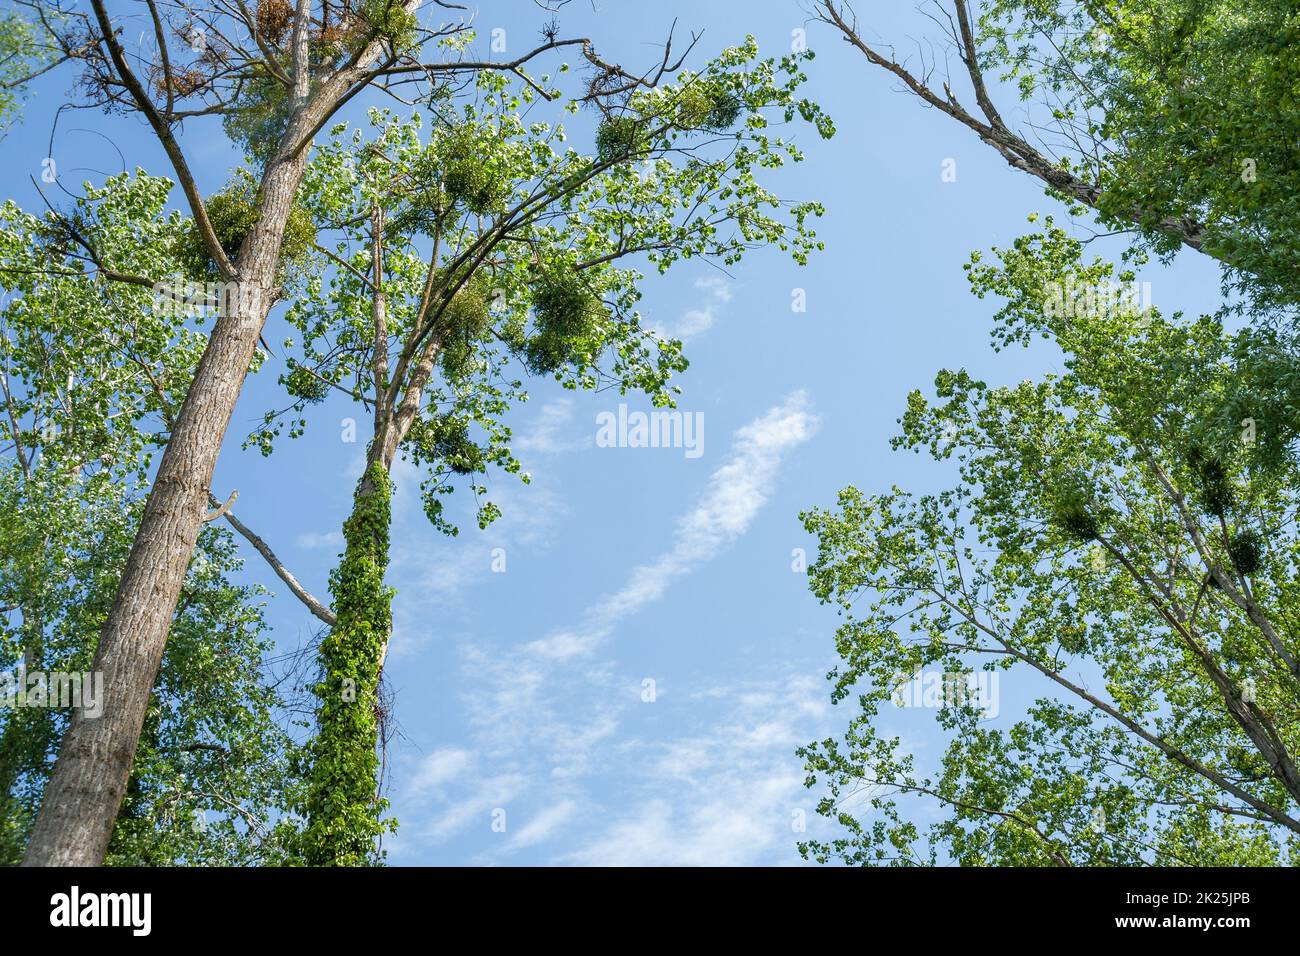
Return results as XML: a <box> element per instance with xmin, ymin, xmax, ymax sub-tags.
<box><xmin>523</xmin><ymin>270</ymin><xmax>610</xmax><ymax>374</ymax></box>
<box><xmin>674</xmin><ymin>84</ymin><xmax>744</xmax><ymax>132</ymax></box>
<box><xmin>439</xmin><ymin>127</ymin><xmax>514</xmax><ymax>216</ymax></box>
<box><xmin>436</xmin><ymin>277</ymin><xmax>495</xmax><ymax>380</ymax></box>
<box><xmin>443</xmin><ymin>162</ymin><xmax>505</xmax><ymax>215</ymax></box>
<box><xmin>1058</xmin><ymin>616</ymin><xmax>1090</xmax><ymax>656</ymax></box>
<box><xmin>441</xmin><ymin>277</ymin><xmax>493</xmax><ymax>338</ymax></box>
<box><xmin>595</xmin><ymin>115</ymin><xmax>647</xmax><ymax>162</ymax></box>
<box><xmin>1228</xmin><ymin>530</ymin><xmax>1263</xmax><ymax>577</ymax></box>
<box><xmin>1049</xmin><ymin>483</ymin><xmax>1101</xmax><ymax>542</ymax></box>
<box><xmin>1188</xmin><ymin>446</ymin><xmax>1234</xmax><ymax>517</ymax></box>
<box><xmin>178</xmin><ymin>171</ymin><xmax>316</xmax><ymax>278</ymax></box>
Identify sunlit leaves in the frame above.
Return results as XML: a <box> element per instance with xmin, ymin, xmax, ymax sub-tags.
<box><xmin>270</xmin><ymin>41</ymin><xmax>831</xmax><ymax>535</ymax></box>
<box><xmin>799</xmin><ymin>223</ymin><xmax>1300</xmax><ymax>866</ymax></box>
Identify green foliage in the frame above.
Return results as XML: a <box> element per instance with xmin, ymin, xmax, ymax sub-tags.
<box><xmin>1048</xmin><ymin>483</ymin><xmax>1100</xmax><ymax>542</ymax></box>
<box><xmin>524</xmin><ymin>268</ymin><xmax>610</xmax><ymax>374</ymax></box>
<box><xmin>980</xmin><ymin>0</ymin><xmax>1300</xmax><ymax>313</ymax></box>
<box><xmin>799</xmin><ymin>223</ymin><xmax>1300</xmax><ymax>866</ymax></box>
<box><xmin>283</xmin><ymin>361</ymin><xmax>330</xmax><ymax>404</ymax></box>
<box><xmin>442</xmin><ymin>161</ymin><xmax>508</xmax><ymax>217</ymax></box>
<box><xmin>357</xmin><ymin>0</ymin><xmax>418</xmax><ymax>47</ymax></box>
<box><xmin>178</xmin><ymin>170</ymin><xmax>316</xmax><ymax>278</ymax></box>
<box><xmin>0</xmin><ymin>7</ymin><xmax>58</xmax><ymax>134</ymax></box>
<box><xmin>410</xmin><ymin>414</ymin><xmax>483</xmax><ymax>477</ymax></box>
<box><xmin>441</xmin><ymin>275</ymin><xmax>493</xmax><ymax>337</ymax></box>
<box><xmin>595</xmin><ymin>115</ymin><xmax>646</xmax><ymax>163</ymax></box>
<box><xmin>294</xmin><ymin>462</ymin><xmax>395</xmax><ymax>866</ymax></box>
<box><xmin>1227</xmin><ymin>531</ymin><xmax>1262</xmax><ymax>577</ymax></box>
<box><xmin>1188</xmin><ymin>447</ymin><xmax>1233</xmax><ymax>517</ymax></box>
<box><xmin>222</xmin><ymin>73</ymin><xmax>293</xmax><ymax>170</ymax></box>
<box><xmin>0</xmin><ymin>489</ymin><xmax>302</xmax><ymax>865</ymax></box>
<box><xmin>0</xmin><ymin>173</ymin><xmax>300</xmax><ymax>863</ymax></box>
<box><xmin>673</xmin><ymin>85</ymin><xmax>744</xmax><ymax>132</ymax></box>
<box><xmin>591</xmin><ymin>63</ymin><xmax>748</xmax><ymax>165</ymax></box>
<box><xmin>274</xmin><ymin>43</ymin><xmax>832</xmax><ymax>497</ymax></box>
<box><xmin>0</xmin><ymin>171</ymin><xmax>205</xmax><ymax>479</ymax></box>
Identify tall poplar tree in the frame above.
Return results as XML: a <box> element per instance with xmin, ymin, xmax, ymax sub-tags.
<box><xmin>0</xmin><ymin>172</ymin><xmax>300</xmax><ymax>864</ymax></box>
<box><xmin>246</xmin><ymin>44</ymin><xmax>831</xmax><ymax>863</ymax></box>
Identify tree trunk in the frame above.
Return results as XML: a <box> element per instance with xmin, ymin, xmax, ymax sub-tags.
<box><xmin>299</xmin><ymin>461</ymin><xmax>393</xmax><ymax>866</ymax></box>
<box><xmin>21</xmin><ymin>155</ymin><xmax>307</xmax><ymax>867</ymax></box>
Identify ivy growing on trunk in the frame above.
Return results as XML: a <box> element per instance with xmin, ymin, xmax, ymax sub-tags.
<box><xmin>297</xmin><ymin>462</ymin><xmax>395</xmax><ymax>866</ymax></box>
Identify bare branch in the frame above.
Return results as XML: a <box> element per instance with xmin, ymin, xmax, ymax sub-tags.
<box><xmin>210</xmin><ymin>491</ymin><xmax>336</xmax><ymax>627</ymax></box>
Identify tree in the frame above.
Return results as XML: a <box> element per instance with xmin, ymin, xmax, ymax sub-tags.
<box><xmin>812</xmin><ymin>0</ymin><xmax>1300</xmax><ymax>311</ymax></box>
<box><xmin>247</xmin><ymin>43</ymin><xmax>831</xmax><ymax>863</ymax></box>
<box><xmin>0</xmin><ymin>172</ymin><xmax>300</xmax><ymax>864</ymax></box>
<box><xmin>798</xmin><ymin>221</ymin><xmax>1300</xmax><ymax>865</ymax></box>
<box><xmin>19</xmin><ymin>0</ymin><xmax>715</xmax><ymax>866</ymax></box>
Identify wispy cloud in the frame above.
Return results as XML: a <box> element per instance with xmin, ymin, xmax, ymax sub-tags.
<box><xmin>398</xmin><ymin>771</ymin><xmax>530</xmax><ymax>848</ymax></box>
<box><xmin>295</xmin><ymin>530</ymin><xmax>343</xmax><ymax>550</ymax></box>
<box><xmin>407</xmin><ymin>747</ymin><xmax>473</xmax><ymax>800</ymax></box>
<box><xmin>514</xmin><ymin>399</ymin><xmax>590</xmax><ymax>458</ymax></box>
<box><xmin>391</xmin><ymin>667</ymin><xmax>837</xmax><ymax>864</ymax></box>
<box><xmin>383</xmin><ymin>457</ymin><xmax>567</xmax><ymax>661</ymax></box>
<box><xmin>505</xmin><ymin>800</ymin><xmax>580</xmax><ymax>851</ymax></box>
<box><xmin>386</xmin><ymin>391</ymin><xmax>833</xmax><ymax>865</ymax></box>
<box><xmin>653</xmin><ymin>276</ymin><xmax>735</xmax><ymax>342</ymax></box>
<box><xmin>527</xmin><ymin>390</ymin><xmax>819</xmax><ymax>660</ymax></box>
<box><xmin>559</xmin><ymin>672</ymin><xmax>833</xmax><ymax>866</ymax></box>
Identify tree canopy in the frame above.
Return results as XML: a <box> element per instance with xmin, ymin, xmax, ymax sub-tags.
<box><xmin>818</xmin><ymin>0</ymin><xmax>1300</xmax><ymax>312</ymax></box>
<box><xmin>799</xmin><ymin>221</ymin><xmax>1300</xmax><ymax>865</ymax></box>
<box><xmin>798</xmin><ymin>0</ymin><xmax>1300</xmax><ymax>870</ymax></box>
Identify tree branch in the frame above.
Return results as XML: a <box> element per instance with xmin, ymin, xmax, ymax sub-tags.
<box><xmin>210</xmin><ymin>491</ymin><xmax>336</xmax><ymax>627</ymax></box>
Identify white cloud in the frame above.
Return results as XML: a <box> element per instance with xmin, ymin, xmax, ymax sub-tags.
<box><xmin>524</xmin><ymin>630</ymin><xmax>598</xmax><ymax>661</ymax></box>
<box><xmin>561</xmin><ymin>672</ymin><xmax>833</xmax><ymax>866</ymax></box>
<box><xmin>696</xmin><ymin>275</ymin><xmax>734</xmax><ymax>304</ymax></box>
<box><xmin>410</xmin><ymin>773</ymin><xmax>529</xmax><ymax>846</ymax></box>
<box><xmin>386</xmin><ymin>391</ymin><xmax>835</xmax><ymax>865</ymax></box>
<box><xmin>407</xmin><ymin>747</ymin><xmax>473</xmax><ymax>798</ymax></box>
<box><xmin>295</xmin><ymin>530</ymin><xmax>343</xmax><ymax>550</ymax></box>
<box><xmin>506</xmin><ymin>800</ymin><xmax>579</xmax><ymax>851</ymax></box>
<box><xmin>394</xmin><ymin>668</ymin><xmax>836</xmax><ymax>865</ymax></box>
<box><xmin>534</xmin><ymin>390</ymin><xmax>819</xmax><ymax>659</ymax></box>
<box><xmin>654</xmin><ymin>276</ymin><xmax>735</xmax><ymax>342</ymax></box>
<box><xmin>515</xmin><ymin>399</ymin><xmax>589</xmax><ymax>458</ymax></box>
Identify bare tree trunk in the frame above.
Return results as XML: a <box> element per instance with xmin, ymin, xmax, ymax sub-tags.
<box><xmin>21</xmin><ymin>156</ymin><xmax>306</xmax><ymax>866</ymax></box>
<box><xmin>21</xmin><ymin>0</ymin><xmax>415</xmax><ymax>862</ymax></box>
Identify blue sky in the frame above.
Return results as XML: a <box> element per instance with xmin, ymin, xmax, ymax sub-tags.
<box><xmin>6</xmin><ymin>0</ymin><xmax>1230</xmax><ymax>864</ymax></box>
